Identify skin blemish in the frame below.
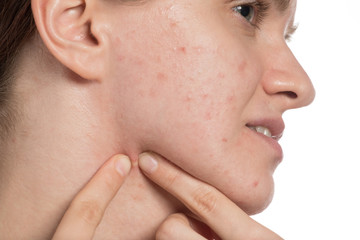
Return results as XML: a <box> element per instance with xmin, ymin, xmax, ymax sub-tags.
<box><xmin>179</xmin><ymin>46</ymin><xmax>186</xmax><ymax>54</ymax></box>
<box><xmin>222</xmin><ymin>138</ymin><xmax>228</xmax><ymax>143</ymax></box>
<box><xmin>201</xmin><ymin>94</ymin><xmax>209</xmax><ymax>99</ymax></box>
<box><xmin>174</xmin><ymin>46</ymin><xmax>187</xmax><ymax>54</ymax></box>
<box><xmin>134</xmin><ymin>58</ymin><xmax>144</xmax><ymax>66</ymax></box>
<box><xmin>205</xmin><ymin>111</ymin><xmax>212</xmax><ymax>121</ymax></box>
<box><xmin>157</xmin><ymin>72</ymin><xmax>168</xmax><ymax>82</ymax></box>
<box><xmin>238</xmin><ymin>61</ymin><xmax>247</xmax><ymax>73</ymax></box>
<box><xmin>185</xmin><ymin>93</ymin><xmax>193</xmax><ymax>102</ymax></box>
<box><xmin>227</xmin><ymin>95</ymin><xmax>235</xmax><ymax>104</ymax></box>
<box><xmin>253</xmin><ymin>180</ymin><xmax>259</xmax><ymax>188</ymax></box>
<box><xmin>117</xmin><ymin>55</ymin><xmax>125</xmax><ymax>62</ymax></box>
<box><xmin>217</xmin><ymin>72</ymin><xmax>225</xmax><ymax>79</ymax></box>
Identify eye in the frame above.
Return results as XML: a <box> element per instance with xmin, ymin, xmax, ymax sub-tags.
<box><xmin>233</xmin><ymin>5</ymin><xmax>255</xmax><ymax>24</ymax></box>
<box><xmin>232</xmin><ymin>1</ymin><xmax>269</xmax><ymax>28</ymax></box>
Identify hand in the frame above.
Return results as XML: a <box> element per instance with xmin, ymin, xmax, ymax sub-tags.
<box><xmin>138</xmin><ymin>152</ymin><xmax>283</xmax><ymax>240</ymax></box>
<box><xmin>52</xmin><ymin>154</ymin><xmax>131</xmax><ymax>240</ymax></box>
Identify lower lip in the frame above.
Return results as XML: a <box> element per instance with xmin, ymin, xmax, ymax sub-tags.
<box><xmin>246</xmin><ymin>127</ymin><xmax>283</xmax><ymax>163</ymax></box>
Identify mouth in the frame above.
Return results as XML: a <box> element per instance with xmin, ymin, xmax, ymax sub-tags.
<box><xmin>246</xmin><ymin>125</ymin><xmax>283</xmax><ymax>141</ymax></box>
<box><xmin>245</xmin><ymin>118</ymin><xmax>285</xmax><ymax>142</ymax></box>
<box><xmin>245</xmin><ymin>119</ymin><xmax>285</xmax><ymax>162</ymax></box>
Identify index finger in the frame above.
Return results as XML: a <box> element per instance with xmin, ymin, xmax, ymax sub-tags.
<box><xmin>52</xmin><ymin>154</ymin><xmax>131</xmax><ymax>240</ymax></box>
<box><xmin>139</xmin><ymin>152</ymin><xmax>281</xmax><ymax>240</ymax></box>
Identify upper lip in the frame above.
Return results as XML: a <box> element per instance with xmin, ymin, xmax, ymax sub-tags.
<box><xmin>246</xmin><ymin>118</ymin><xmax>285</xmax><ymax>141</ymax></box>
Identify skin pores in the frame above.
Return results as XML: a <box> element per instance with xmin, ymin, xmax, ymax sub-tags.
<box><xmin>103</xmin><ymin>0</ymin><xmax>314</xmax><ymax>214</ymax></box>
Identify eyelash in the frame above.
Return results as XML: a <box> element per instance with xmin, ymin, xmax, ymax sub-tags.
<box><xmin>232</xmin><ymin>0</ymin><xmax>270</xmax><ymax>29</ymax></box>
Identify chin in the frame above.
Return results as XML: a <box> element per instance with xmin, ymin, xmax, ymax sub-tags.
<box><xmin>231</xmin><ymin>176</ymin><xmax>275</xmax><ymax>216</ymax></box>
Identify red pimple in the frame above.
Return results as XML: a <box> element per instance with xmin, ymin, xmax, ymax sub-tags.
<box><xmin>157</xmin><ymin>72</ymin><xmax>168</xmax><ymax>82</ymax></box>
<box><xmin>180</xmin><ymin>46</ymin><xmax>186</xmax><ymax>54</ymax></box>
<box><xmin>227</xmin><ymin>95</ymin><xmax>235</xmax><ymax>103</ymax></box>
<box><xmin>238</xmin><ymin>61</ymin><xmax>247</xmax><ymax>72</ymax></box>
<box><xmin>205</xmin><ymin>111</ymin><xmax>212</xmax><ymax>120</ymax></box>
<box><xmin>174</xmin><ymin>46</ymin><xmax>187</xmax><ymax>54</ymax></box>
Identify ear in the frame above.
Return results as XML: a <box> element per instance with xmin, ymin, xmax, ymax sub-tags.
<box><xmin>31</xmin><ymin>0</ymin><xmax>109</xmax><ymax>81</ymax></box>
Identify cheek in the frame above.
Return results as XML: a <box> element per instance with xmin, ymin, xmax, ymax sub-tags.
<box><xmin>109</xmin><ymin>9</ymin><xmax>268</xmax><ymax>212</ymax></box>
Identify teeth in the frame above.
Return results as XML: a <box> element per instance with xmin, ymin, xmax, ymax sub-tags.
<box><xmin>248</xmin><ymin>126</ymin><xmax>272</xmax><ymax>138</ymax></box>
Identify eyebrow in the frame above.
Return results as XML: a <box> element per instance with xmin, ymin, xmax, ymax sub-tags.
<box><xmin>273</xmin><ymin>0</ymin><xmax>291</xmax><ymax>13</ymax></box>
<box><xmin>272</xmin><ymin>0</ymin><xmax>297</xmax><ymax>41</ymax></box>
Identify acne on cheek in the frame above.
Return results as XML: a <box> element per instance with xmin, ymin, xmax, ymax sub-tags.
<box><xmin>170</xmin><ymin>21</ymin><xmax>177</xmax><ymax>28</ymax></box>
<box><xmin>156</xmin><ymin>72</ymin><xmax>168</xmax><ymax>82</ymax></box>
<box><xmin>205</xmin><ymin>111</ymin><xmax>213</xmax><ymax>121</ymax></box>
<box><xmin>142</xmin><ymin>72</ymin><xmax>169</xmax><ymax>98</ymax></box>
<box><xmin>116</xmin><ymin>55</ymin><xmax>125</xmax><ymax>62</ymax></box>
<box><xmin>174</xmin><ymin>46</ymin><xmax>187</xmax><ymax>54</ymax></box>
<box><xmin>181</xmin><ymin>86</ymin><xmax>235</xmax><ymax>125</ymax></box>
<box><xmin>214</xmin><ymin>72</ymin><xmax>236</xmax><ymax>104</ymax></box>
<box><xmin>226</xmin><ymin>95</ymin><xmax>235</xmax><ymax>104</ymax></box>
<box><xmin>238</xmin><ymin>61</ymin><xmax>247</xmax><ymax>73</ymax></box>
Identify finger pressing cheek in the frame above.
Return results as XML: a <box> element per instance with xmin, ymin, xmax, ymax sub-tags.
<box><xmin>138</xmin><ymin>152</ymin><xmax>274</xmax><ymax>240</ymax></box>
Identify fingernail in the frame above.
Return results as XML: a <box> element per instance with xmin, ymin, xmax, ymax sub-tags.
<box><xmin>115</xmin><ymin>156</ymin><xmax>131</xmax><ymax>176</ymax></box>
<box><xmin>139</xmin><ymin>153</ymin><xmax>158</xmax><ymax>174</ymax></box>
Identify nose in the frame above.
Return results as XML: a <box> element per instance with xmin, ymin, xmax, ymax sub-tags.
<box><xmin>261</xmin><ymin>44</ymin><xmax>315</xmax><ymax>112</ymax></box>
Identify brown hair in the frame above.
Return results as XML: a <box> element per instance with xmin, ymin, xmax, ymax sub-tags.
<box><xmin>0</xmin><ymin>0</ymin><xmax>36</xmax><ymax>137</ymax></box>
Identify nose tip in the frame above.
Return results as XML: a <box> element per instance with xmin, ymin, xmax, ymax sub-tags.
<box><xmin>292</xmin><ymin>74</ymin><xmax>316</xmax><ymax>108</ymax></box>
<box><xmin>262</xmin><ymin>47</ymin><xmax>316</xmax><ymax>111</ymax></box>
<box><xmin>262</xmin><ymin>68</ymin><xmax>316</xmax><ymax>111</ymax></box>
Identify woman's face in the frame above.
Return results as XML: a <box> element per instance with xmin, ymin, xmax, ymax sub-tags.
<box><xmin>105</xmin><ymin>0</ymin><xmax>315</xmax><ymax>214</ymax></box>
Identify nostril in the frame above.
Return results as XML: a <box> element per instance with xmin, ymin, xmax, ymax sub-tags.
<box><xmin>281</xmin><ymin>91</ymin><xmax>297</xmax><ymax>99</ymax></box>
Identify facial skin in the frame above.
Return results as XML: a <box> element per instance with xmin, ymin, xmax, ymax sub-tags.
<box><xmin>102</xmin><ymin>0</ymin><xmax>315</xmax><ymax>214</ymax></box>
<box><xmin>0</xmin><ymin>0</ymin><xmax>314</xmax><ymax>238</ymax></box>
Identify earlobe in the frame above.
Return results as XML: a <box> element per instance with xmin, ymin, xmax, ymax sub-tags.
<box><xmin>31</xmin><ymin>0</ymin><xmax>107</xmax><ymax>81</ymax></box>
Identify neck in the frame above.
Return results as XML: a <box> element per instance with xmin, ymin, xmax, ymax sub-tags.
<box><xmin>0</xmin><ymin>58</ymin><xmax>181</xmax><ymax>239</ymax></box>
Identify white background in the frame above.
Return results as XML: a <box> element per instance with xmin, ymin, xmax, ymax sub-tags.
<box><xmin>253</xmin><ymin>0</ymin><xmax>360</xmax><ymax>239</ymax></box>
